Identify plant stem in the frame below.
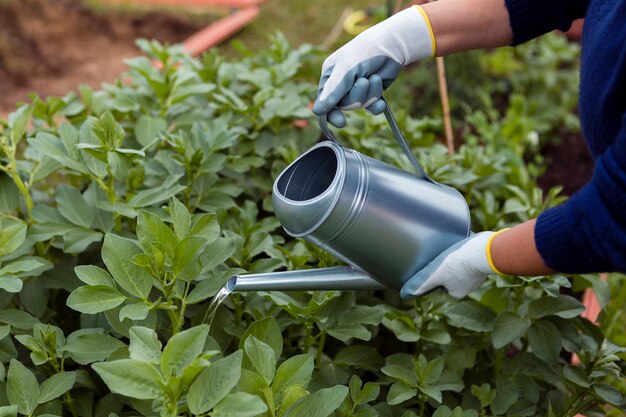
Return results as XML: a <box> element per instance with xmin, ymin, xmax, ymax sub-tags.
<box><xmin>63</xmin><ymin>391</ymin><xmax>78</xmax><ymax>417</ymax></box>
<box><xmin>303</xmin><ymin>321</ymin><xmax>315</xmax><ymax>354</ymax></box>
<box><xmin>174</xmin><ymin>281</ymin><xmax>192</xmax><ymax>334</ymax></box>
<box><xmin>560</xmin><ymin>388</ymin><xmax>585</xmax><ymax>417</ymax></box>
<box><xmin>315</xmin><ymin>331</ymin><xmax>326</xmax><ymax>368</ymax></box>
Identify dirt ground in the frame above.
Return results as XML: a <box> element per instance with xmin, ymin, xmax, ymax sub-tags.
<box><xmin>0</xmin><ymin>0</ymin><xmax>206</xmax><ymax>114</ymax></box>
<box><xmin>537</xmin><ymin>132</ymin><xmax>594</xmax><ymax>196</ymax></box>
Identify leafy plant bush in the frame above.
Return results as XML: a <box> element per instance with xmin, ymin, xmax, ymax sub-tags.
<box><xmin>0</xmin><ymin>34</ymin><xmax>624</xmax><ymax>417</ymax></box>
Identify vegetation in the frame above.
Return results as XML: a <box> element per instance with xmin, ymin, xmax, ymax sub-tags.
<box><xmin>0</xmin><ymin>33</ymin><xmax>624</xmax><ymax>417</ymax></box>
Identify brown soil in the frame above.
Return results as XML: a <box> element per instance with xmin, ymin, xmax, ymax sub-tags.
<box><xmin>537</xmin><ymin>132</ymin><xmax>594</xmax><ymax>196</ymax></box>
<box><xmin>0</xmin><ymin>0</ymin><xmax>207</xmax><ymax>114</ymax></box>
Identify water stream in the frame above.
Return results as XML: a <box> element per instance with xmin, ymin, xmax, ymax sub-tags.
<box><xmin>202</xmin><ymin>276</ymin><xmax>237</xmax><ymax>328</ymax></box>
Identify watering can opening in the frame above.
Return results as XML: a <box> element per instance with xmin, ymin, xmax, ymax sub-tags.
<box><xmin>272</xmin><ymin>142</ymin><xmax>347</xmax><ymax>237</ymax></box>
<box><xmin>275</xmin><ymin>145</ymin><xmax>339</xmax><ymax>202</ymax></box>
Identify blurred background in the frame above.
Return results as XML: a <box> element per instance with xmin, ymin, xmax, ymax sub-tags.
<box><xmin>0</xmin><ymin>0</ymin><xmax>373</xmax><ymax>114</ymax></box>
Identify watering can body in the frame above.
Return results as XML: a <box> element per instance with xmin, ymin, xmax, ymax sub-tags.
<box><xmin>232</xmin><ymin>102</ymin><xmax>470</xmax><ymax>292</ymax></box>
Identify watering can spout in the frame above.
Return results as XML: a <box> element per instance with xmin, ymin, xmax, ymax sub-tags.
<box><xmin>230</xmin><ymin>266</ymin><xmax>387</xmax><ymax>292</ymax></box>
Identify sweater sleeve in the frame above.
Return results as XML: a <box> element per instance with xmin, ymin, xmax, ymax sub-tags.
<box><xmin>535</xmin><ymin>113</ymin><xmax>626</xmax><ymax>274</ymax></box>
<box><xmin>504</xmin><ymin>0</ymin><xmax>590</xmax><ymax>45</ymax></box>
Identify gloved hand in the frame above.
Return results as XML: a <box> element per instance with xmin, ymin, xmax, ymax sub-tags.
<box><xmin>400</xmin><ymin>230</ymin><xmax>509</xmax><ymax>299</ymax></box>
<box><xmin>312</xmin><ymin>6</ymin><xmax>436</xmax><ymax>127</ymax></box>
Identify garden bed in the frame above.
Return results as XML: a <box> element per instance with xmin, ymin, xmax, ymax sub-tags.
<box><xmin>0</xmin><ymin>0</ymin><xmax>207</xmax><ymax>114</ymax></box>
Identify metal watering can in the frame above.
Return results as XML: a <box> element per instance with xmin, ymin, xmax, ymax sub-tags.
<box><xmin>229</xmin><ymin>101</ymin><xmax>470</xmax><ymax>293</ymax></box>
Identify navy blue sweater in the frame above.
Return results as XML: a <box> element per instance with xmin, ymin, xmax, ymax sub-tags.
<box><xmin>505</xmin><ymin>0</ymin><xmax>626</xmax><ymax>273</ymax></box>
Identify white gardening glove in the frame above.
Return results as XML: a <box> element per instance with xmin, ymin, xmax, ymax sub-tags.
<box><xmin>400</xmin><ymin>230</ymin><xmax>509</xmax><ymax>299</ymax></box>
<box><xmin>312</xmin><ymin>6</ymin><xmax>436</xmax><ymax>127</ymax></box>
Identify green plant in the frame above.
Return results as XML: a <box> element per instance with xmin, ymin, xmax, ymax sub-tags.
<box><xmin>0</xmin><ymin>33</ymin><xmax>623</xmax><ymax>417</ymax></box>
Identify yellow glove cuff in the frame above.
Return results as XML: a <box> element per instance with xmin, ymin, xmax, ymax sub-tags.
<box><xmin>486</xmin><ymin>228</ymin><xmax>511</xmax><ymax>275</ymax></box>
<box><xmin>412</xmin><ymin>5</ymin><xmax>437</xmax><ymax>57</ymax></box>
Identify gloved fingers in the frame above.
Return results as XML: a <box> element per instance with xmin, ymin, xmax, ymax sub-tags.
<box><xmin>313</xmin><ymin>63</ymin><xmax>358</xmax><ymax>116</ymax></box>
<box><xmin>399</xmin><ymin>237</ymin><xmax>473</xmax><ymax>300</ymax></box>
<box><xmin>365</xmin><ymin>99</ymin><xmax>387</xmax><ymax>115</ymax></box>
<box><xmin>400</xmin><ymin>257</ymin><xmax>447</xmax><ymax>299</ymax></box>
<box><xmin>314</xmin><ymin>57</ymin><xmax>400</xmax><ymax>117</ymax></box>
<box><xmin>327</xmin><ymin>108</ymin><xmax>346</xmax><ymax>128</ymax></box>
<box><xmin>337</xmin><ymin>77</ymin><xmax>370</xmax><ymax>110</ymax></box>
<box><xmin>378</xmin><ymin>59</ymin><xmax>403</xmax><ymax>88</ymax></box>
<box><xmin>361</xmin><ymin>74</ymin><xmax>384</xmax><ymax>111</ymax></box>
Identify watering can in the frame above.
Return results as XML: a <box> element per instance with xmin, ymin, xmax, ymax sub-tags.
<box><xmin>229</xmin><ymin>100</ymin><xmax>470</xmax><ymax>293</ymax></box>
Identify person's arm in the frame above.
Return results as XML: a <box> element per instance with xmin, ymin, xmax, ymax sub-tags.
<box><xmin>491</xmin><ymin>219</ymin><xmax>555</xmax><ymax>275</ymax></box>
<box><xmin>421</xmin><ymin>0</ymin><xmax>513</xmax><ymax>56</ymax></box>
<box><xmin>533</xmin><ymin>116</ymin><xmax>626</xmax><ymax>274</ymax></box>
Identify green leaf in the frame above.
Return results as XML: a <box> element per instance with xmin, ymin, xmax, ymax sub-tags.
<box><xmin>562</xmin><ymin>365</ymin><xmax>590</xmax><ymax>388</ymax></box>
<box><xmin>0</xmin><ymin>175</ymin><xmax>19</xmax><ymax>213</ymax></box>
<box><xmin>188</xmin><ymin>350</ymin><xmax>243</xmax><ymax>414</ymax></box>
<box><xmin>236</xmin><ymin>369</ymin><xmax>268</xmax><ymax>396</ymax></box>
<box><xmin>64</xmin><ymin>330</ymin><xmax>125</xmax><ymax>365</ymax></box>
<box><xmin>334</xmin><ymin>346</ymin><xmax>383</xmax><ymax>371</ymax></box>
<box><xmin>38</xmin><ymin>372</ymin><xmax>76</xmax><ymax>403</ymax></box>
<box><xmin>424</xmin><ymin>357</ymin><xmax>444</xmax><ymax>384</ymax></box>
<box><xmin>278</xmin><ymin>384</ymin><xmax>310</xmax><ymax>416</ymax></box>
<box><xmin>161</xmin><ymin>325</ymin><xmax>209</xmax><ymax>377</ymax></box>
<box><xmin>136</xmin><ymin>211</ymin><xmax>177</xmax><ymax>258</ymax></box>
<box><xmin>62</xmin><ymin>227</ymin><xmax>102</xmax><ymax>253</ymax></box>
<box><xmin>170</xmin><ymin>197</ymin><xmax>191</xmax><ymax>240</ymax></box>
<box><xmin>129</xmin><ymin>326</ymin><xmax>161</xmax><ymax>364</ymax></box>
<box><xmin>101</xmin><ymin>233</ymin><xmax>153</xmax><ymax>299</ymax></box>
<box><xmin>200</xmin><ymin>237</ymin><xmax>236</xmax><ymax>272</ymax></box>
<box><xmin>283</xmin><ymin>385</ymin><xmax>349</xmax><ymax>417</ymax></box>
<box><xmin>211</xmin><ymin>392</ymin><xmax>268</xmax><ymax>417</ymax></box>
<box><xmin>28</xmin><ymin>132</ymin><xmax>88</xmax><ymax>174</ymax></box>
<box><xmin>119</xmin><ymin>303</ymin><xmax>151</xmax><ymax>321</ymax></box>
<box><xmin>240</xmin><ymin>317</ymin><xmax>283</xmax><ymax>361</ymax></box>
<box><xmin>527</xmin><ymin>295</ymin><xmax>585</xmax><ymax>319</ymax></box>
<box><xmin>243</xmin><ymin>336</ymin><xmax>276</xmax><ymax>386</ymax></box>
<box><xmin>0</xmin><ymin>275</ymin><xmax>22</xmax><ymax>293</ymax></box>
<box><xmin>0</xmin><ymin>309</ymin><xmax>38</xmax><ymax>329</ymax></box>
<box><xmin>67</xmin><ymin>285</ymin><xmax>125</xmax><ymax>314</ymax></box>
<box><xmin>30</xmin><ymin>156</ymin><xmax>62</xmax><ymax>184</ymax></box>
<box><xmin>592</xmin><ymin>384</ymin><xmax>622</xmax><ymax>405</ymax></box>
<box><xmin>273</xmin><ymin>354</ymin><xmax>314</xmax><ymax>398</ymax></box>
<box><xmin>92</xmin><ymin>360</ymin><xmax>163</xmax><ymax>400</ymax></box>
<box><xmin>492</xmin><ymin>312</ymin><xmax>530</xmax><ymax>348</ymax></box>
<box><xmin>387</xmin><ymin>382</ymin><xmax>417</xmax><ymax>405</ymax></box>
<box><xmin>58</xmin><ymin>121</ymin><xmax>79</xmax><ymax>155</ymax></box>
<box><xmin>74</xmin><ymin>265</ymin><xmax>116</xmax><ymax>288</ymax></box>
<box><xmin>8</xmin><ymin>105</ymin><xmax>32</xmax><ymax>145</ymax></box>
<box><xmin>446</xmin><ymin>301</ymin><xmax>496</xmax><ymax>332</ymax></box>
<box><xmin>7</xmin><ymin>359</ymin><xmax>39</xmax><ymax>415</ymax></box>
<box><xmin>173</xmin><ymin>236</ymin><xmax>206</xmax><ymax>282</ymax></box>
<box><xmin>381</xmin><ymin>365</ymin><xmax>417</xmax><ymax>386</ymax></box>
<box><xmin>134</xmin><ymin>115</ymin><xmax>167</xmax><ymax>148</ymax></box>
<box><xmin>421</xmin><ymin>385</ymin><xmax>443</xmax><ymax>403</ymax></box>
<box><xmin>96</xmin><ymin>200</ymin><xmax>138</xmax><ymax>218</ymax></box>
<box><xmin>0</xmin><ymin>218</ymin><xmax>27</xmax><ymax>257</ymax></box>
<box><xmin>189</xmin><ymin>213</ymin><xmax>220</xmax><ymax>242</ymax></box>
<box><xmin>0</xmin><ymin>405</ymin><xmax>18</xmax><ymax>417</ymax></box>
<box><xmin>56</xmin><ymin>184</ymin><xmax>94</xmax><ymax>229</ymax></box>
<box><xmin>528</xmin><ymin>320</ymin><xmax>562</xmax><ymax>363</ymax></box>
<box><xmin>127</xmin><ymin>183</ymin><xmax>186</xmax><ymax>208</ymax></box>
<box><xmin>357</xmin><ymin>382</ymin><xmax>380</xmax><ymax>405</ymax></box>
<box><xmin>0</xmin><ymin>256</ymin><xmax>52</xmax><ymax>277</ymax></box>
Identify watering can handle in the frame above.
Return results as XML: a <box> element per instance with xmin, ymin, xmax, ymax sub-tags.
<box><xmin>318</xmin><ymin>100</ymin><xmax>436</xmax><ymax>184</ymax></box>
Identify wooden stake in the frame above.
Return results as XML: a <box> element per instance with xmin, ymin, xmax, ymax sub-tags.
<box><xmin>321</xmin><ymin>8</ymin><xmax>354</xmax><ymax>51</ymax></box>
<box><xmin>436</xmin><ymin>56</ymin><xmax>455</xmax><ymax>155</ymax></box>
<box><xmin>403</xmin><ymin>1</ymin><xmax>456</xmax><ymax>154</ymax></box>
